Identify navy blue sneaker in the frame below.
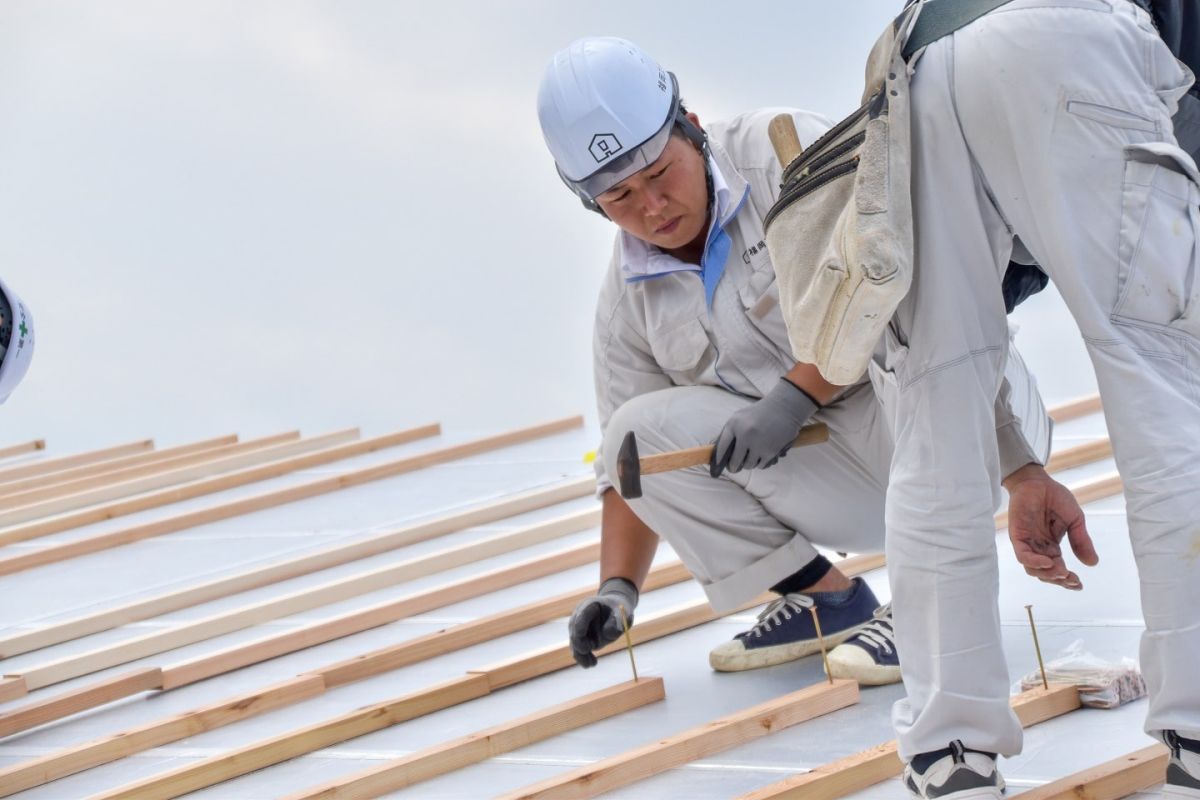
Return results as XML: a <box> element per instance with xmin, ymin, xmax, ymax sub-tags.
<box><xmin>828</xmin><ymin>602</ymin><xmax>901</xmax><ymax>685</ymax></box>
<box><xmin>709</xmin><ymin>577</ymin><xmax>879</xmax><ymax>672</ymax></box>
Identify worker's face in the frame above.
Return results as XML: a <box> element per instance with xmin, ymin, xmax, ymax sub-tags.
<box><xmin>596</xmin><ymin>117</ymin><xmax>709</xmax><ymax>259</ymax></box>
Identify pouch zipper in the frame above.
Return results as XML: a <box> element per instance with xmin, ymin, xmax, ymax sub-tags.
<box><xmin>782</xmin><ymin>98</ymin><xmax>872</xmax><ymax>183</ymax></box>
<box><xmin>791</xmin><ymin>130</ymin><xmax>866</xmax><ymax>182</ymax></box>
<box><xmin>765</xmin><ymin>157</ymin><xmax>859</xmax><ymax>229</ymax></box>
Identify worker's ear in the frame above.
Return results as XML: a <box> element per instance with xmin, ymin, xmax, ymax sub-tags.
<box><xmin>685</xmin><ymin>111</ymin><xmax>701</xmax><ymax>128</ymax></box>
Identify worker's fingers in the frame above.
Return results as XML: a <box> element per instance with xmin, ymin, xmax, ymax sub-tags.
<box><xmin>709</xmin><ymin>433</ymin><xmax>735</xmax><ymax>478</ymax></box>
<box><xmin>571</xmin><ymin>645</ymin><xmax>598</xmax><ymax>668</ymax></box>
<box><xmin>1066</xmin><ymin>514</ymin><xmax>1099</xmax><ymax>567</ymax></box>
<box><xmin>1010</xmin><ymin>536</ymin><xmax>1060</xmax><ymax>571</ymax></box>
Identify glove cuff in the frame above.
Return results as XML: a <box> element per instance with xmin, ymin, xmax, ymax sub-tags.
<box><xmin>599</xmin><ymin>576</ymin><xmax>639</xmax><ymax>613</ymax></box>
<box><xmin>779</xmin><ymin>376</ymin><xmax>822</xmax><ymax>409</ymax></box>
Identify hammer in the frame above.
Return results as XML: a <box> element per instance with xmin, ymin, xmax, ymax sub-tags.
<box><xmin>616</xmin><ymin>422</ymin><xmax>829</xmax><ymax>499</ymax></box>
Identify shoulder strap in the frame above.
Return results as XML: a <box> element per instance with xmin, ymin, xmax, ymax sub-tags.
<box><xmin>902</xmin><ymin>0</ymin><xmax>1017</xmax><ymax>60</ymax></box>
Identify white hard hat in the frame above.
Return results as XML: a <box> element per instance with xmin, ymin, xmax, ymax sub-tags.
<box><xmin>0</xmin><ymin>276</ymin><xmax>34</xmax><ymax>404</ymax></box>
<box><xmin>537</xmin><ymin>37</ymin><xmax>704</xmax><ymax>211</ymax></box>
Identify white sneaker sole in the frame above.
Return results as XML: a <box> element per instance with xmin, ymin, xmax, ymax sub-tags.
<box><xmin>709</xmin><ymin>626</ymin><xmax>861</xmax><ymax>672</ymax></box>
<box><xmin>827</xmin><ymin>645</ymin><xmax>902</xmax><ymax>686</ymax></box>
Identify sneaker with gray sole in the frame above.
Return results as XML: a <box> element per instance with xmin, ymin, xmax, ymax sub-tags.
<box><xmin>1163</xmin><ymin>730</ymin><xmax>1200</xmax><ymax>798</ymax></box>
<box><xmin>903</xmin><ymin>740</ymin><xmax>1005</xmax><ymax>799</ymax></box>
<box><xmin>709</xmin><ymin>577</ymin><xmax>878</xmax><ymax>672</ymax></box>
<box><xmin>827</xmin><ymin>601</ymin><xmax>901</xmax><ymax>685</ymax></box>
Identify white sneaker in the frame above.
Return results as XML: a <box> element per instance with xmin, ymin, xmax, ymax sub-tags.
<box><xmin>827</xmin><ymin>602</ymin><xmax>901</xmax><ymax>685</ymax></box>
<box><xmin>902</xmin><ymin>740</ymin><xmax>1005</xmax><ymax>799</ymax></box>
<box><xmin>1163</xmin><ymin>731</ymin><xmax>1200</xmax><ymax>798</ymax></box>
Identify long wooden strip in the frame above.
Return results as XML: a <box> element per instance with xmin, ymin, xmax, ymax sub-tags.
<box><xmin>0</xmin><ymin>476</ymin><xmax>595</xmax><ymax>657</ymax></box>
<box><xmin>92</xmin><ymin>674</ymin><xmax>494</xmax><ymax>800</ymax></box>
<box><xmin>1048</xmin><ymin>393</ymin><xmax>1101</xmax><ymax>423</ymax></box>
<box><xmin>0</xmin><ymin>676</ymin><xmax>326</xmax><ymax>797</ymax></box>
<box><xmin>0</xmin><ymin>668</ymin><xmax>163</xmax><ymax>739</ymax></box>
<box><xmin>498</xmin><ymin>680</ymin><xmax>861</xmax><ymax>800</ymax></box>
<box><xmin>1017</xmin><ymin>744</ymin><xmax>1168</xmax><ymax>800</ymax></box>
<box><xmin>284</xmin><ymin>679</ymin><xmax>667</xmax><ymax>800</ymax></box>
<box><xmin>0</xmin><ymin>439</ymin><xmax>154</xmax><ymax>484</ymax></box>
<box><xmin>0</xmin><ymin>439</ymin><xmax>46</xmax><ymax>460</ymax></box>
<box><xmin>0</xmin><ymin>432</ymin><xmax>280</xmax><ymax>506</ymax></box>
<box><xmin>0</xmin><ymin>416</ymin><xmax>582</xmax><ymax>576</ymax></box>
<box><xmin>0</xmin><ymin>426</ymin><xmax>370</xmax><ymax>534</ymax></box>
<box><xmin>1043</xmin><ymin>438</ymin><xmax>1113</xmax><ymax>473</ymax></box>
<box><xmin>0</xmin><ymin>434</ymin><xmax>240</xmax><ymax>499</ymax></box>
<box><xmin>12</xmin><ymin>509</ymin><xmax>599</xmax><ymax>691</ymax></box>
<box><xmin>0</xmin><ymin>539</ymin><xmax>607</xmax><ymax>737</ymax></box>
<box><xmin>0</xmin><ymin>559</ymin><xmax>692</xmax><ymax>793</ymax></box>
<box><xmin>737</xmin><ymin>684</ymin><xmax>1081</xmax><ymax>800</ymax></box>
<box><xmin>159</xmin><ymin>537</ymin><xmax>609</xmax><ymax>689</ymax></box>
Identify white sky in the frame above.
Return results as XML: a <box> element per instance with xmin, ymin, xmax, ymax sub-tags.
<box><xmin>0</xmin><ymin>1</ymin><xmax>1093</xmax><ymax>451</ymax></box>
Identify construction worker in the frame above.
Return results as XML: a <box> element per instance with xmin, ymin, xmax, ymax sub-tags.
<box><xmin>0</xmin><ymin>277</ymin><xmax>34</xmax><ymax>404</ymax></box>
<box><xmin>840</xmin><ymin>0</ymin><xmax>1200</xmax><ymax>797</ymax></box>
<box><xmin>535</xmin><ymin>37</ymin><xmax>1052</xmax><ymax>685</ymax></box>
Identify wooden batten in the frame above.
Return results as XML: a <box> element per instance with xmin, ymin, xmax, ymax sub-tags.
<box><xmin>737</xmin><ymin>684</ymin><xmax>1081</xmax><ymax>800</ymax></box>
<box><xmin>0</xmin><ymin>668</ymin><xmax>162</xmax><ymax>739</ymax></box>
<box><xmin>0</xmin><ymin>416</ymin><xmax>583</xmax><ymax>576</ymax></box>
<box><xmin>1047</xmin><ymin>393</ymin><xmax>1101</xmax><ymax>423</ymax></box>
<box><xmin>1016</xmin><ymin>744</ymin><xmax>1168</xmax><ymax>800</ymax></box>
<box><xmin>91</xmin><ymin>674</ymin><xmax>492</xmax><ymax>800</ymax></box>
<box><xmin>0</xmin><ymin>439</ymin><xmax>154</xmax><ymax>485</ymax></box>
<box><xmin>497</xmin><ymin>680</ymin><xmax>860</xmax><ymax>800</ymax></box>
<box><xmin>1043</xmin><ymin>438</ymin><xmax>1113</xmax><ymax>473</ymax></box>
<box><xmin>0</xmin><ymin>439</ymin><xmax>47</xmax><ymax>460</ymax></box>
<box><xmin>0</xmin><ymin>475</ymin><xmax>595</xmax><ymax>657</ymax></box>
<box><xmin>0</xmin><ymin>433</ymin><xmax>243</xmax><ymax>502</ymax></box>
<box><xmin>282</xmin><ymin>678</ymin><xmax>666</xmax><ymax>800</ymax></box>
<box><xmin>0</xmin><ymin>675</ymin><xmax>326</xmax><ymax>797</ymax></box>
<box><xmin>0</xmin><ymin>426</ymin><xmax>375</xmax><ymax>538</ymax></box>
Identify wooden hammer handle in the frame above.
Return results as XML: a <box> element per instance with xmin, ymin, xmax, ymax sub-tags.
<box><xmin>768</xmin><ymin>113</ymin><xmax>803</xmax><ymax>168</ymax></box>
<box><xmin>640</xmin><ymin>423</ymin><xmax>829</xmax><ymax>476</ymax></box>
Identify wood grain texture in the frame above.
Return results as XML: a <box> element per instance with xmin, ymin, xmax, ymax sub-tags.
<box><xmin>0</xmin><ymin>426</ymin><xmax>367</xmax><ymax>534</ymax></box>
<box><xmin>282</xmin><ymin>679</ymin><xmax>666</xmax><ymax>800</ymax></box>
<box><xmin>14</xmin><ymin>509</ymin><xmax>599</xmax><ymax>691</ymax></box>
<box><xmin>0</xmin><ymin>440</ymin><xmax>153</xmax><ymax>485</ymax></box>
<box><xmin>1017</xmin><ymin>745</ymin><xmax>1168</xmax><ymax>800</ymax></box>
<box><xmin>0</xmin><ymin>476</ymin><xmax>594</xmax><ymax>657</ymax></box>
<box><xmin>0</xmin><ymin>668</ymin><xmax>162</xmax><ymax>739</ymax></box>
<box><xmin>0</xmin><ymin>434</ymin><xmax>243</xmax><ymax>502</ymax></box>
<box><xmin>737</xmin><ymin>685</ymin><xmax>1080</xmax><ymax>800</ymax></box>
<box><xmin>768</xmin><ymin>113</ymin><xmax>803</xmax><ymax>167</ymax></box>
<box><xmin>91</xmin><ymin>675</ymin><xmax>491</xmax><ymax>800</ymax></box>
<box><xmin>641</xmin><ymin>423</ymin><xmax>828</xmax><ymax>476</ymax></box>
<box><xmin>497</xmin><ymin>680</ymin><xmax>860</xmax><ymax>800</ymax></box>
<box><xmin>0</xmin><ymin>675</ymin><xmax>325</xmax><ymax>797</ymax></box>
<box><xmin>0</xmin><ymin>416</ymin><xmax>582</xmax><ymax>576</ymax></box>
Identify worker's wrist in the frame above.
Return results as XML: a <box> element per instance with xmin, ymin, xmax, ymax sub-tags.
<box><xmin>599</xmin><ymin>576</ymin><xmax>639</xmax><ymax>611</ymax></box>
<box><xmin>1002</xmin><ymin>461</ymin><xmax>1048</xmax><ymax>491</ymax></box>
<box><xmin>780</xmin><ymin>376</ymin><xmax>822</xmax><ymax>409</ymax></box>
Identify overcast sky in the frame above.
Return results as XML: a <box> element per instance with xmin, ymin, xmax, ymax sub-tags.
<box><xmin>0</xmin><ymin>1</ymin><xmax>1093</xmax><ymax>452</ymax></box>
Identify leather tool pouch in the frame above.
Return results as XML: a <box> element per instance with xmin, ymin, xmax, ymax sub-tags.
<box><xmin>763</xmin><ymin>7</ymin><xmax>917</xmax><ymax>385</ymax></box>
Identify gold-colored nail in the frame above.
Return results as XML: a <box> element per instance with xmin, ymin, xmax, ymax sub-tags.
<box><xmin>1025</xmin><ymin>604</ymin><xmax>1048</xmax><ymax>690</ymax></box>
<box><xmin>619</xmin><ymin>607</ymin><xmax>639</xmax><ymax>682</ymax></box>
<box><xmin>809</xmin><ymin>606</ymin><xmax>833</xmax><ymax>684</ymax></box>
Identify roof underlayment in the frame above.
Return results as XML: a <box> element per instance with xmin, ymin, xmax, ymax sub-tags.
<box><xmin>0</xmin><ymin>343</ymin><xmax>1167</xmax><ymax>798</ymax></box>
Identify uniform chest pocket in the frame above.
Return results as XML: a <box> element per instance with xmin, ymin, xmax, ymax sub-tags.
<box><xmin>648</xmin><ymin>317</ymin><xmax>712</xmax><ymax>374</ymax></box>
<box><xmin>738</xmin><ymin>267</ymin><xmax>793</xmax><ymax>354</ymax></box>
<box><xmin>1115</xmin><ymin>142</ymin><xmax>1200</xmax><ymax>340</ymax></box>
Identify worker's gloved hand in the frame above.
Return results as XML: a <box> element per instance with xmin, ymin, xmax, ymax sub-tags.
<box><xmin>710</xmin><ymin>378</ymin><xmax>819</xmax><ymax>477</ymax></box>
<box><xmin>568</xmin><ymin>577</ymin><xmax>639</xmax><ymax>668</ymax></box>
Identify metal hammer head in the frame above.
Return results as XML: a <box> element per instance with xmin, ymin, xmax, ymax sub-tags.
<box><xmin>616</xmin><ymin>431</ymin><xmax>642</xmax><ymax>499</ymax></box>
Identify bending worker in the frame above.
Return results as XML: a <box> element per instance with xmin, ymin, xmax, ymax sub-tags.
<box><xmin>534</xmin><ymin>37</ymin><xmax>1051</xmax><ymax>683</ymax></box>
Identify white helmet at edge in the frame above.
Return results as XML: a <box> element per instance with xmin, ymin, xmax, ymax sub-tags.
<box><xmin>537</xmin><ymin>37</ymin><xmax>704</xmax><ymax>212</ymax></box>
<box><xmin>0</xmin><ymin>276</ymin><xmax>34</xmax><ymax>404</ymax></box>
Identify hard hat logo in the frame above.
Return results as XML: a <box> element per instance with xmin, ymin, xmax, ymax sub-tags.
<box><xmin>589</xmin><ymin>133</ymin><xmax>623</xmax><ymax>164</ymax></box>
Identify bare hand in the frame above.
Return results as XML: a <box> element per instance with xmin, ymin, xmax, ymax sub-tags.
<box><xmin>1004</xmin><ymin>464</ymin><xmax>1098</xmax><ymax>590</ymax></box>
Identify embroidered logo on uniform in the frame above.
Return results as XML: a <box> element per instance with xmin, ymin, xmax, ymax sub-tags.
<box><xmin>742</xmin><ymin>240</ymin><xmax>768</xmax><ymax>263</ymax></box>
<box><xmin>590</xmin><ymin>133</ymin><xmax>622</xmax><ymax>163</ymax></box>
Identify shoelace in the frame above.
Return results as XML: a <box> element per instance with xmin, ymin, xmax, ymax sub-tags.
<box><xmin>748</xmin><ymin>593</ymin><xmax>814</xmax><ymax>638</ymax></box>
<box><xmin>851</xmin><ymin>602</ymin><xmax>896</xmax><ymax>654</ymax></box>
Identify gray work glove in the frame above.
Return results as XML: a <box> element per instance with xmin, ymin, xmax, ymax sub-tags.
<box><xmin>710</xmin><ymin>378</ymin><xmax>819</xmax><ymax>477</ymax></box>
<box><xmin>568</xmin><ymin>577</ymin><xmax>639</xmax><ymax>668</ymax></box>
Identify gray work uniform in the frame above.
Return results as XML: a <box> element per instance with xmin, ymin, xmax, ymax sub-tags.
<box><xmin>885</xmin><ymin>0</ymin><xmax>1200</xmax><ymax>759</ymax></box>
<box><xmin>593</xmin><ymin>109</ymin><xmax>1051</xmax><ymax>613</ymax></box>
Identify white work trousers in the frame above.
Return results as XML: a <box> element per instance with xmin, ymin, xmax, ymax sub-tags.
<box><xmin>886</xmin><ymin>0</ymin><xmax>1200</xmax><ymax>760</ymax></box>
<box><xmin>602</xmin><ymin>343</ymin><xmax>1046</xmax><ymax>613</ymax></box>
